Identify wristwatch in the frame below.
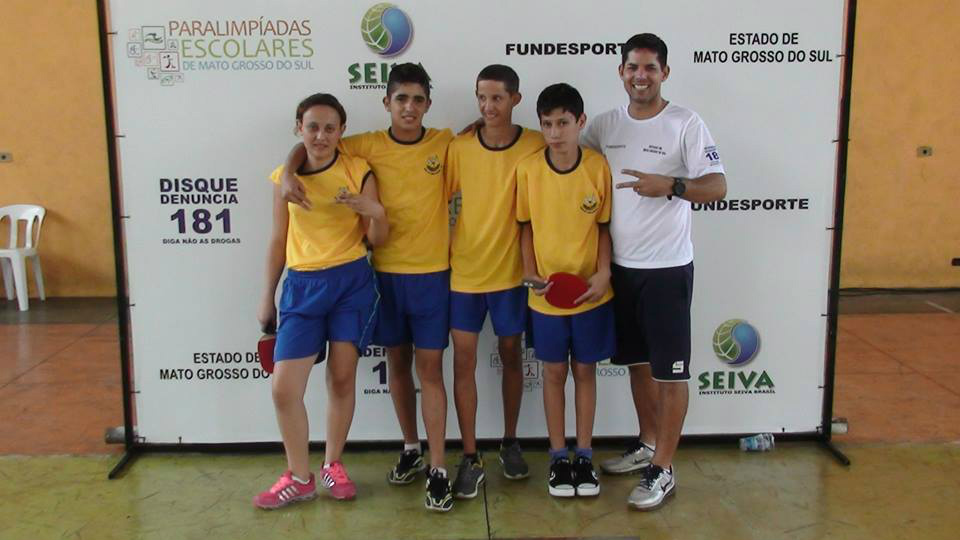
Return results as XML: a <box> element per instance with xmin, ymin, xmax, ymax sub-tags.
<box><xmin>670</xmin><ymin>177</ymin><xmax>686</xmax><ymax>198</ymax></box>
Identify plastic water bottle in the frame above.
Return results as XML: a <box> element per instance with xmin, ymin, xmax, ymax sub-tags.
<box><xmin>739</xmin><ymin>433</ymin><xmax>775</xmax><ymax>452</ymax></box>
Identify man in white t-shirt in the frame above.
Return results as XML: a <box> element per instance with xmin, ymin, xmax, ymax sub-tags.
<box><xmin>582</xmin><ymin>33</ymin><xmax>727</xmax><ymax>511</ymax></box>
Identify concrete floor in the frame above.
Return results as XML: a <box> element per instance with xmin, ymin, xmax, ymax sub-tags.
<box><xmin>2</xmin><ymin>444</ymin><xmax>959</xmax><ymax>540</ymax></box>
<box><xmin>1</xmin><ymin>292</ymin><xmax>958</xmax><ymax>539</ymax></box>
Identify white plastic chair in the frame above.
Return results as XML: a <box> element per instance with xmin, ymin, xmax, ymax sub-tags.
<box><xmin>0</xmin><ymin>205</ymin><xmax>46</xmax><ymax>311</ymax></box>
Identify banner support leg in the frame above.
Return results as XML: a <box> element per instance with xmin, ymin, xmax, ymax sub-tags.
<box><xmin>108</xmin><ymin>448</ymin><xmax>141</xmax><ymax>479</ymax></box>
<box><xmin>819</xmin><ymin>439</ymin><xmax>851</xmax><ymax>466</ymax></box>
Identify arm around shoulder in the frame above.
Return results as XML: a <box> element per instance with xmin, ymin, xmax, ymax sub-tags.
<box><xmin>280</xmin><ymin>143</ymin><xmax>311</xmax><ymax>208</ymax></box>
<box><xmin>359</xmin><ymin>172</ymin><xmax>389</xmax><ymax>247</ymax></box>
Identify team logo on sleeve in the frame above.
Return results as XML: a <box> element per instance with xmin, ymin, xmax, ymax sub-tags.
<box><xmin>704</xmin><ymin>145</ymin><xmax>721</xmax><ymax>166</ymax></box>
<box><xmin>424</xmin><ymin>155</ymin><xmax>442</xmax><ymax>175</ymax></box>
<box><xmin>579</xmin><ymin>194</ymin><xmax>599</xmax><ymax>214</ymax></box>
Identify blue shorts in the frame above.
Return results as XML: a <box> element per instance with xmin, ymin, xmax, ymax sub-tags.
<box><xmin>374</xmin><ymin>270</ymin><xmax>450</xmax><ymax>350</ymax></box>
<box><xmin>529</xmin><ymin>302</ymin><xmax>616</xmax><ymax>363</ymax></box>
<box><xmin>275</xmin><ymin>257</ymin><xmax>379</xmax><ymax>362</ymax></box>
<box><xmin>449</xmin><ymin>286</ymin><xmax>527</xmax><ymax>336</ymax></box>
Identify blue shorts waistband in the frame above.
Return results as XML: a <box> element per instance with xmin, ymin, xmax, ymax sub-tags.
<box><xmin>287</xmin><ymin>256</ymin><xmax>370</xmax><ymax>279</ymax></box>
<box><xmin>375</xmin><ymin>268</ymin><xmax>450</xmax><ymax>278</ymax></box>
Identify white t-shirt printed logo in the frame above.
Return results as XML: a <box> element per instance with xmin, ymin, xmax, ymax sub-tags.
<box><xmin>704</xmin><ymin>145</ymin><xmax>721</xmax><ymax>166</ymax></box>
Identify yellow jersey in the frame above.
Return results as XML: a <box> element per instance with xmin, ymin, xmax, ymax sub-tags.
<box><xmin>269</xmin><ymin>152</ymin><xmax>370</xmax><ymax>270</ymax></box>
<box><xmin>516</xmin><ymin>146</ymin><xmax>613</xmax><ymax>315</ymax></box>
<box><xmin>447</xmin><ymin>127</ymin><xmax>545</xmax><ymax>292</ymax></box>
<box><xmin>341</xmin><ymin>127</ymin><xmax>454</xmax><ymax>273</ymax></box>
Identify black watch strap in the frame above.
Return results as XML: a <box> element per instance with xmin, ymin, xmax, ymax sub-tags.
<box><xmin>669</xmin><ymin>177</ymin><xmax>686</xmax><ymax>199</ymax></box>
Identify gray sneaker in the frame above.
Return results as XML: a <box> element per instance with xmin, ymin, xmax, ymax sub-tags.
<box><xmin>627</xmin><ymin>465</ymin><xmax>675</xmax><ymax>510</ymax></box>
<box><xmin>600</xmin><ymin>442</ymin><xmax>654</xmax><ymax>475</ymax></box>
<box><xmin>452</xmin><ymin>455</ymin><xmax>485</xmax><ymax>499</ymax></box>
<box><xmin>498</xmin><ymin>442</ymin><xmax>530</xmax><ymax>479</ymax></box>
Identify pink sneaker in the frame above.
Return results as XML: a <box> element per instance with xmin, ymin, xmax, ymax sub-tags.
<box><xmin>253</xmin><ymin>471</ymin><xmax>317</xmax><ymax>509</ymax></box>
<box><xmin>322</xmin><ymin>461</ymin><xmax>357</xmax><ymax>500</ymax></box>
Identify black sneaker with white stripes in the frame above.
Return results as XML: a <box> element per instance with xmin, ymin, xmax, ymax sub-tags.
<box><xmin>572</xmin><ymin>456</ymin><xmax>600</xmax><ymax>496</ymax></box>
<box><xmin>388</xmin><ymin>448</ymin><xmax>426</xmax><ymax>485</ymax></box>
<box><xmin>548</xmin><ymin>457</ymin><xmax>575</xmax><ymax>497</ymax></box>
<box><xmin>425</xmin><ymin>468</ymin><xmax>454</xmax><ymax>512</ymax></box>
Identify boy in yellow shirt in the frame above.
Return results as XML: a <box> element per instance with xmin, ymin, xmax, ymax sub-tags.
<box><xmin>445</xmin><ymin>65</ymin><xmax>544</xmax><ymax>498</ymax></box>
<box><xmin>279</xmin><ymin>64</ymin><xmax>455</xmax><ymax>512</ymax></box>
<box><xmin>516</xmin><ymin>83</ymin><xmax>615</xmax><ymax>498</ymax></box>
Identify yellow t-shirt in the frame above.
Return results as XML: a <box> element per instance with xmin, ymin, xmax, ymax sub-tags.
<box><xmin>447</xmin><ymin>127</ymin><xmax>545</xmax><ymax>292</ymax></box>
<box><xmin>269</xmin><ymin>151</ymin><xmax>370</xmax><ymax>270</ymax></box>
<box><xmin>341</xmin><ymin>128</ymin><xmax>454</xmax><ymax>274</ymax></box>
<box><xmin>516</xmin><ymin>146</ymin><xmax>613</xmax><ymax>315</ymax></box>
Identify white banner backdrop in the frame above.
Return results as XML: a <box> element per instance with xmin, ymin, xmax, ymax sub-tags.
<box><xmin>107</xmin><ymin>0</ymin><xmax>846</xmax><ymax>443</ymax></box>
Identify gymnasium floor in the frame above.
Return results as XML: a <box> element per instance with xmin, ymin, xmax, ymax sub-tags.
<box><xmin>1</xmin><ymin>293</ymin><xmax>958</xmax><ymax>540</ymax></box>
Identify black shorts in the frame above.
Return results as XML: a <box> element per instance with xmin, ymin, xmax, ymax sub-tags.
<box><xmin>610</xmin><ymin>262</ymin><xmax>693</xmax><ymax>381</ymax></box>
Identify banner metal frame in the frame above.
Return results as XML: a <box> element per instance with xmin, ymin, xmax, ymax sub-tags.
<box><xmin>98</xmin><ymin>0</ymin><xmax>857</xmax><ymax>478</ymax></box>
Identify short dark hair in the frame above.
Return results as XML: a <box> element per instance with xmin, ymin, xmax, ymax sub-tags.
<box><xmin>621</xmin><ymin>33</ymin><xmax>668</xmax><ymax>68</ymax></box>
<box><xmin>386</xmin><ymin>62</ymin><xmax>432</xmax><ymax>99</ymax></box>
<box><xmin>476</xmin><ymin>64</ymin><xmax>520</xmax><ymax>94</ymax></box>
<box><xmin>536</xmin><ymin>83</ymin><xmax>584</xmax><ymax>120</ymax></box>
<box><xmin>296</xmin><ymin>93</ymin><xmax>346</xmax><ymax>126</ymax></box>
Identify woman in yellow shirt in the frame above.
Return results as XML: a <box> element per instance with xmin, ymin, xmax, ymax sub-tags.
<box><xmin>253</xmin><ymin>93</ymin><xmax>388</xmax><ymax>509</ymax></box>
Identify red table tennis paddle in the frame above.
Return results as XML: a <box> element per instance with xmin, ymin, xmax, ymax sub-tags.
<box><xmin>258</xmin><ymin>334</ymin><xmax>276</xmax><ymax>374</ymax></box>
<box><xmin>545</xmin><ymin>272</ymin><xmax>590</xmax><ymax>309</ymax></box>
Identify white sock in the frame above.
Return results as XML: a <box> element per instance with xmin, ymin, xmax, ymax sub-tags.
<box><xmin>404</xmin><ymin>441</ymin><xmax>421</xmax><ymax>453</ymax></box>
<box><xmin>432</xmin><ymin>467</ymin><xmax>447</xmax><ymax>478</ymax></box>
<box><xmin>292</xmin><ymin>474</ymin><xmax>311</xmax><ymax>484</ymax></box>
